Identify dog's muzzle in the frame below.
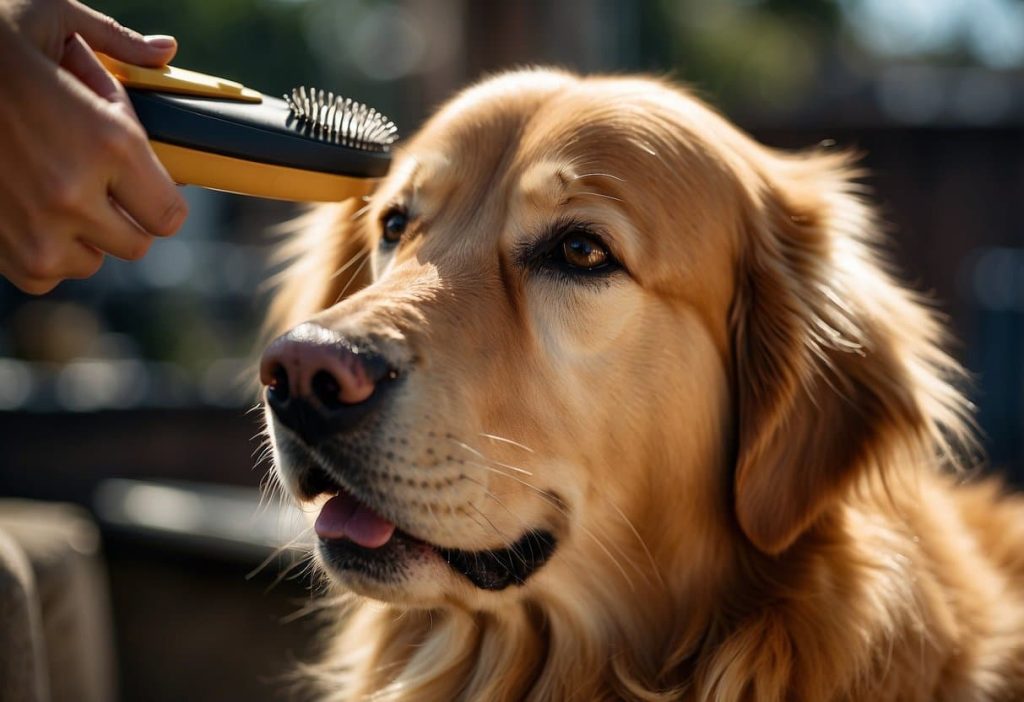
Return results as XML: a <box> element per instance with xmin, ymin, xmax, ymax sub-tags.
<box><xmin>260</xmin><ymin>322</ymin><xmax>559</xmax><ymax>591</ymax></box>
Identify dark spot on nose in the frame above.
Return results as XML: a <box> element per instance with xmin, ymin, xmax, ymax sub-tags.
<box><xmin>312</xmin><ymin>370</ymin><xmax>343</xmax><ymax>410</ymax></box>
<box><xmin>260</xmin><ymin>323</ymin><xmax>404</xmax><ymax>445</ymax></box>
<box><xmin>268</xmin><ymin>364</ymin><xmax>290</xmax><ymax>403</ymax></box>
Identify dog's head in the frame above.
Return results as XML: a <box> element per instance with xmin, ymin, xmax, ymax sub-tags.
<box><xmin>261</xmin><ymin>69</ymin><xmax>965</xmax><ymax>614</ymax></box>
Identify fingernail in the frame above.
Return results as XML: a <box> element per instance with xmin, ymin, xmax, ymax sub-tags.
<box><xmin>144</xmin><ymin>35</ymin><xmax>176</xmax><ymax>50</ymax></box>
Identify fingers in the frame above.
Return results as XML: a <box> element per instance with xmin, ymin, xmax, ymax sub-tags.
<box><xmin>0</xmin><ymin>203</ymin><xmax>150</xmax><ymax>295</ymax></box>
<box><xmin>0</xmin><ymin>246</ymin><xmax>62</xmax><ymax>294</ymax></box>
<box><xmin>0</xmin><ymin>230</ymin><xmax>104</xmax><ymax>295</ymax></box>
<box><xmin>60</xmin><ymin>33</ymin><xmax>130</xmax><ymax>107</ymax></box>
<box><xmin>64</xmin><ymin>0</ymin><xmax>177</xmax><ymax>67</ymax></box>
<box><xmin>65</xmin><ymin>240</ymin><xmax>105</xmax><ymax>279</ymax></box>
<box><xmin>60</xmin><ymin>34</ymin><xmax>188</xmax><ymax>236</ymax></box>
<box><xmin>80</xmin><ymin>199</ymin><xmax>154</xmax><ymax>262</ymax></box>
<box><xmin>0</xmin><ymin>2</ymin><xmax>185</xmax><ymax>295</ymax></box>
<box><xmin>15</xmin><ymin>244</ymin><xmax>103</xmax><ymax>293</ymax></box>
<box><xmin>107</xmin><ymin>139</ymin><xmax>188</xmax><ymax>237</ymax></box>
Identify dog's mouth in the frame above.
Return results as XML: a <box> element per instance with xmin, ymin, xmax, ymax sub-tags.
<box><xmin>305</xmin><ymin>467</ymin><xmax>557</xmax><ymax>591</ymax></box>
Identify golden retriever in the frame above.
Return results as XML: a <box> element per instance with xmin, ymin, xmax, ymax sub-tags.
<box><xmin>260</xmin><ymin>69</ymin><xmax>1024</xmax><ymax>701</ymax></box>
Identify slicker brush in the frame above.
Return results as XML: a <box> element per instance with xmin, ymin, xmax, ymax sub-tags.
<box><xmin>100</xmin><ymin>55</ymin><xmax>399</xmax><ymax>202</ymax></box>
<box><xmin>285</xmin><ymin>87</ymin><xmax>398</xmax><ymax>152</ymax></box>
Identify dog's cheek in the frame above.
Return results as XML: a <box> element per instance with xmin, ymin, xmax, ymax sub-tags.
<box><xmin>520</xmin><ymin>283</ymin><xmax>651</xmax><ymax>464</ymax></box>
<box><xmin>525</xmin><ymin>280</ymin><xmax>642</xmax><ymax>360</ymax></box>
<box><xmin>370</xmin><ymin>247</ymin><xmax>391</xmax><ymax>281</ymax></box>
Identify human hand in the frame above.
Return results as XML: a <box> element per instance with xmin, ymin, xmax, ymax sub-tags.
<box><xmin>0</xmin><ymin>0</ymin><xmax>188</xmax><ymax>294</ymax></box>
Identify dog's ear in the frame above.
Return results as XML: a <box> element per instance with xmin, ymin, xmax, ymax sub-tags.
<box><xmin>730</xmin><ymin>152</ymin><xmax>936</xmax><ymax>555</ymax></box>
<box><xmin>266</xmin><ymin>198</ymin><xmax>373</xmax><ymax>335</ymax></box>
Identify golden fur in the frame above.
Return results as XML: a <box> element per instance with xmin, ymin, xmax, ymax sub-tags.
<box><xmin>265</xmin><ymin>69</ymin><xmax>1024</xmax><ymax>701</ymax></box>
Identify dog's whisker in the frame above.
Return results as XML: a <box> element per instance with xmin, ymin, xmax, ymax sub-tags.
<box><xmin>472</xmin><ymin>491</ymin><xmax>548</xmax><ymax>570</ymax></box>
<box><xmin>288</xmin><ymin>554</ymin><xmax>322</xmax><ymax>583</ymax></box>
<box><xmin>465</xmin><ymin>486</ymin><xmax>546</xmax><ymax>557</ymax></box>
<box><xmin>328</xmin><ymin>248</ymin><xmax>370</xmax><ymax>286</ymax></box>
<box><xmin>249</xmin><ymin>431</ymin><xmax>273</xmax><ymax>452</ymax></box>
<box><xmin>456</xmin><ymin>435</ymin><xmax>657</xmax><ymax>588</ymax></box>
<box><xmin>260</xmin><ymin>550</ymin><xmax>312</xmax><ymax>595</ymax></box>
<box><xmin>266</xmin><ymin>547</ymin><xmax>319</xmax><ymax>593</ymax></box>
<box><xmin>572</xmin><ymin>172</ymin><xmax>625</xmax><ymax>182</ymax></box>
<box><xmin>250</xmin><ymin>435</ymin><xmax>271</xmax><ymax>454</ymax></box>
<box><xmin>606</xmin><ymin>498</ymin><xmax>666</xmax><ymax>591</ymax></box>
<box><xmin>350</xmin><ymin>201</ymin><xmax>373</xmax><ymax>220</ymax></box>
<box><xmin>448</xmin><ymin>439</ymin><xmax>487</xmax><ymax>461</ymax></box>
<box><xmin>461</xmin><ymin>472</ymin><xmax>641</xmax><ymax>591</ymax></box>
<box><xmin>468</xmin><ymin>502</ymin><xmax>524</xmax><ymax>555</ymax></box>
<box><xmin>424</xmin><ymin>499</ymin><xmax>447</xmax><ymax>536</ymax></box>
<box><xmin>548</xmin><ymin>500</ymin><xmax>649</xmax><ymax>590</ymax></box>
<box><xmin>255</xmin><ymin>467</ymin><xmax>282</xmax><ymax>513</ymax></box>
<box><xmin>461</xmin><ymin>473</ymin><xmax>555</xmax><ymax>539</ymax></box>
<box><xmin>280</xmin><ymin>598</ymin><xmax>331</xmax><ymax>625</ymax></box>
<box><xmin>251</xmin><ymin>448</ymin><xmax>269</xmax><ymax>467</ymax></box>
<box><xmin>448</xmin><ymin>437</ymin><xmax>535</xmax><ymax>476</ymax></box>
<box><xmin>573</xmin><ymin>190</ymin><xmax>623</xmax><ymax>203</ymax></box>
<box><xmin>257</xmin><ymin>474</ymin><xmax>296</xmax><ymax>529</ymax></box>
<box><xmin>573</xmin><ymin>521</ymin><xmax>638</xmax><ymax>592</ymax></box>
<box><xmin>247</xmin><ymin>526</ymin><xmax>315</xmax><ymax>581</ymax></box>
<box><xmin>252</xmin><ymin>442</ymin><xmax>275</xmax><ymax>465</ymax></box>
<box><xmin>461</xmin><ymin>506</ymin><xmax>527</xmax><ymax>570</ymax></box>
<box><xmin>461</xmin><ymin>478</ymin><xmax>526</xmax><ymax>526</ymax></box>
<box><xmin>254</xmin><ymin>453</ymin><xmax>275</xmax><ymax>475</ymax></box>
<box><xmin>478</xmin><ymin>433</ymin><xmax>535</xmax><ymax>454</ymax></box>
<box><xmin>489</xmin><ymin>459</ymin><xmax>533</xmax><ymax>476</ymax></box>
<box><xmin>280</xmin><ymin>592</ymin><xmax>351</xmax><ymax>625</ymax></box>
<box><xmin>463</xmin><ymin>461</ymin><xmax>553</xmax><ymax>502</ymax></box>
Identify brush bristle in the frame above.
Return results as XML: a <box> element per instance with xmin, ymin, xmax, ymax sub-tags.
<box><xmin>285</xmin><ymin>87</ymin><xmax>398</xmax><ymax>152</ymax></box>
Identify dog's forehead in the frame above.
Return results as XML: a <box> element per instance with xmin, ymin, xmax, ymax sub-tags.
<box><xmin>381</xmin><ymin>73</ymin><xmax>748</xmax><ymax>283</ymax></box>
<box><xmin>393</xmin><ymin>103</ymin><xmax>652</xmax><ymax>221</ymax></box>
<box><xmin>386</xmin><ymin>72</ymin><xmax>575</xmax><ymax>208</ymax></box>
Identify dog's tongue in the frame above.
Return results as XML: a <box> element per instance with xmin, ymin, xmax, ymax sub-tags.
<box><xmin>315</xmin><ymin>492</ymin><xmax>396</xmax><ymax>548</ymax></box>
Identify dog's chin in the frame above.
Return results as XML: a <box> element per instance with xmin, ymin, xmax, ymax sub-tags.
<box><xmin>314</xmin><ymin>523</ymin><xmax>560</xmax><ymax>601</ymax></box>
<box><xmin>314</xmin><ymin>532</ymin><xmax>452</xmax><ymax>604</ymax></box>
<box><xmin>272</xmin><ymin>441</ymin><xmax>559</xmax><ymax>601</ymax></box>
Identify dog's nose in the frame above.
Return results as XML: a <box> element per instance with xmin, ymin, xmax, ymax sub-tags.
<box><xmin>260</xmin><ymin>323</ymin><xmax>395</xmax><ymax>444</ymax></box>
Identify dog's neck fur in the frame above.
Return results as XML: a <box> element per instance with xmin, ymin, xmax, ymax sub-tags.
<box><xmin>313</xmin><ymin>559</ymin><xmax>711</xmax><ymax>701</ymax></box>
<box><xmin>307</xmin><ymin>463</ymin><xmax>978</xmax><ymax>702</ymax></box>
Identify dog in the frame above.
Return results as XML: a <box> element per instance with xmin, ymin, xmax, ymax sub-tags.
<box><xmin>260</xmin><ymin>69</ymin><xmax>1024</xmax><ymax>701</ymax></box>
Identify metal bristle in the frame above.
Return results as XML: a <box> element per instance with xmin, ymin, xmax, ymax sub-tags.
<box><xmin>284</xmin><ymin>86</ymin><xmax>399</xmax><ymax>152</ymax></box>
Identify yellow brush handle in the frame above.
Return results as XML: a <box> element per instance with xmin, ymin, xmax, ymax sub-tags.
<box><xmin>100</xmin><ymin>54</ymin><xmax>262</xmax><ymax>102</ymax></box>
<box><xmin>151</xmin><ymin>141</ymin><xmax>375</xmax><ymax>202</ymax></box>
<box><xmin>99</xmin><ymin>54</ymin><xmax>381</xmax><ymax>201</ymax></box>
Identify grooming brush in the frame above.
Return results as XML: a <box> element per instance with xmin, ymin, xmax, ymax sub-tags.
<box><xmin>99</xmin><ymin>55</ymin><xmax>398</xmax><ymax>202</ymax></box>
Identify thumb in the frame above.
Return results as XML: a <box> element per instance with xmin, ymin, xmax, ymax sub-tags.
<box><xmin>64</xmin><ymin>0</ymin><xmax>177</xmax><ymax>68</ymax></box>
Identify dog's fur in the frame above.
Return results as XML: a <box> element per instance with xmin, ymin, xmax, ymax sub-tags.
<box><xmin>265</xmin><ymin>69</ymin><xmax>1024</xmax><ymax>701</ymax></box>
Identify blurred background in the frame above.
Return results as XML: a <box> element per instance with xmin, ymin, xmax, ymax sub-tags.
<box><xmin>0</xmin><ymin>0</ymin><xmax>1021</xmax><ymax>700</ymax></box>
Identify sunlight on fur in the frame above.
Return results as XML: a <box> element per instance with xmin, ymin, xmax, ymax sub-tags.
<box><xmin>261</xmin><ymin>69</ymin><xmax>1024</xmax><ymax>701</ymax></box>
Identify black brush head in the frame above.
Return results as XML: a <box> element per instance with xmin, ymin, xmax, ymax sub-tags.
<box><xmin>127</xmin><ymin>87</ymin><xmax>395</xmax><ymax>179</ymax></box>
<box><xmin>285</xmin><ymin>87</ymin><xmax>399</xmax><ymax>152</ymax></box>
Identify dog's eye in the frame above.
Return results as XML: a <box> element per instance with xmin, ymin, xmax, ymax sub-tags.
<box><xmin>519</xmin><ymin>222</ymin><xmax>623</xmax><ymax>282</ymax></box>
<box><xmin>381</xmin><ymin>209</ymin><xmax>408</xmax><ymax>245</ymax></box>
<box><xmin>556</xmin><ymin>231</ymin><xmax>613</xmax><ymax>272</ymax></box>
